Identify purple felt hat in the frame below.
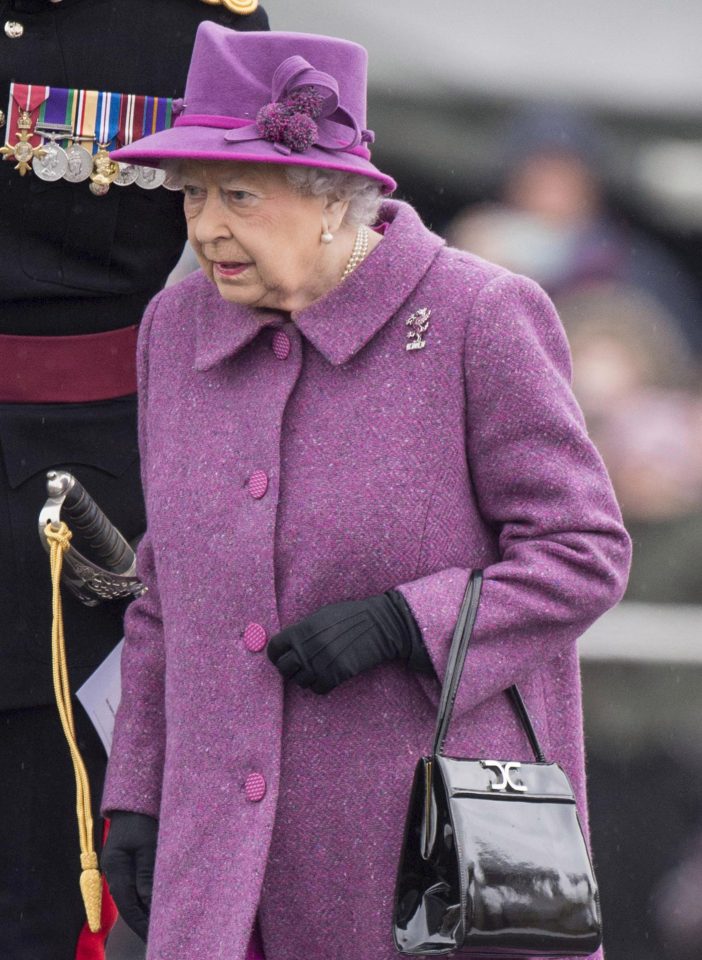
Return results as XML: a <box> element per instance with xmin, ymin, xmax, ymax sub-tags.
<box><xmin>111</xmin><ymin>23</ymin><xmax>397</xmax><ymax>194</ymax></box>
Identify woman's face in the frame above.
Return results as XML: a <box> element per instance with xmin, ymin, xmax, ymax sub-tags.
<box><xmin>181</xmin><ymin>161</ymin><xmax>346</xmax><ymax>312</ymax></box>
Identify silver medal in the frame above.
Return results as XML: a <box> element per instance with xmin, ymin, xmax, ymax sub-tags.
<box><xmin>113</xmin><ymin>162</ymin><xmax>139</xmax><ymax>187</ymax></box>
<box><xmin>63</xmin><ymin>143</ymin><xmax>93</xmax><ymax>183</ymax></box>
<box><xmin>162</xmin><ymin>171</ymin><xmax>184</xmax><ymax>191</ymax></box>
<box><xmin>136</xmin><ymin>165</ymin><xmax>166</xmax><ymax>190</ymax></box>
<box><xmin>33</xmin><ymin>141</ymin><xmax>69</xmax><ymax>182</ymax></box>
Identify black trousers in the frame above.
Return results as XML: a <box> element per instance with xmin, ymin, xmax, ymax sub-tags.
<box><xmin>0</xmin><ymin>704</ymin><xmax>109</xmax><ymax>960</ymax></box>
<box><xmin>0</xmin><ymin>395</ymin><xmax>145</xmax><ymax>958</ymax></box>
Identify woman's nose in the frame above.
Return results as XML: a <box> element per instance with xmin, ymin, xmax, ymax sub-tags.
<box><xmin>193</xmin><ymin>192</ymin><xmax>230</xmax><ymax>245</ymax></box>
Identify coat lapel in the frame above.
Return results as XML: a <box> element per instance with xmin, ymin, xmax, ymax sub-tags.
<box><xmin>193</xmin><ymin>280</ymin><xmax>282</xmax><ymax>372</ymax></box>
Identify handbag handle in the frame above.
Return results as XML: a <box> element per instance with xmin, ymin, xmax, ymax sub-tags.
<box><xmin>432</xmin><ymin>570</ymin><xmax>546</xmax><ymax>763</ymax></box>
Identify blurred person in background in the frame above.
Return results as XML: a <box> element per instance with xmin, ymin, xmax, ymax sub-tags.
<box><xmin>555</xmin><ymin>283</ymin><xmax>702</xmax><ymax>604</ymax></box>
<box><xmin>587</xmin><ymin>389</ymin><xmax>702</xmax><ymax>602</ymax></box>
<box><xmin>446</xmin><ymin>104</ymin><xmax>702</xmax><ymax>355</ymax></box>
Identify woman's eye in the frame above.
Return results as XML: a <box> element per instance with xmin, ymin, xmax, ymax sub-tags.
<box><xmin>226</xmin><ymin>189</ymin><xmax>255</xmax><ymax>204</ymax></box>
<box><xmin>182</xmin><ymin>185</ymin><xmax>206</xmax><ymax>202</ymax></box>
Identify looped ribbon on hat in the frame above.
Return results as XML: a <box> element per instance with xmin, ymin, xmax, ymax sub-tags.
<box><xmin>223</xmin><ymin>55</ymin><xmax>375</xmax><ymax>156</ymax></box>
<box><xmin>172</xmin><ymin>98</ymin><xmax>187</xmax><ymax>119</ymax></box>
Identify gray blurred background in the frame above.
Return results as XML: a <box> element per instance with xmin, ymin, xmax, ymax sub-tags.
<box><xmin>109</xmin><ymin>2</ymin><xmax>702</xmax><ymax>957</ymax></box>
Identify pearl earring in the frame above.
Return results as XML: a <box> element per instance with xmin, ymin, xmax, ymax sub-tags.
<box><xmin>321</xmin><ymin>229</ymin><xmax>334</xmax><ymax>244</ymax></box>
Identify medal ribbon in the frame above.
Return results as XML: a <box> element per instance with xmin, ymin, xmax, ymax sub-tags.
<box><xmin>37</xmin><ymin>87</ymin><xmax>74</xmax><ymax>143</ymax></box>
<box><xmin>117</xmin><ymin>94</ymin><xmax>136</xmax><ymax>147</ymax></box>
<box><xmin>75</xmin><ymin>88</ymin><xmax>100</xmax><ymax>153</ymax></box>
<box><xmin>156</xmin><ymin>97</ymin><xmax>173</xmax><ymax>135</ymax></box>
<box><xmin>5</xmin><ymin>83</ymin><xmax>50</xmax><ymax>149</ymax></box>
<box><xmin>5</xmin><ymin>84</ymin><xmax>176</xmax><ymax>157</ymax></box>
<box><xmin>140</xmin><ymin>95</ymin><xmax>174</xmax><ymax>139</ymax></box>
<box><xmin>97</xmin><ymin>90</ymin><xmax>121</xmax><ymax>148</ymax></box>
<box><xmin>117</xmin><ymin>93</ymin><xmax>174</xmax><ymax>146</ymax></box>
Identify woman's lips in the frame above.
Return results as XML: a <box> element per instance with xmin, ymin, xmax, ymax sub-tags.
<box><xmin>213</xmin><ymin>261</ymin><xmax>251</xmax><ymax>278</ymax></box>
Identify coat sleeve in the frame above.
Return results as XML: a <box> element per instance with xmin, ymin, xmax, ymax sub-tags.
<box><xmin>102</xmin><ymin>295</ymin><xmax>166</xmax><ymax>819</ymax></box>
<box><xmin>396</xmin><ymin>272</ymin><xmax>631</xmax><ymax>716</ymax></box>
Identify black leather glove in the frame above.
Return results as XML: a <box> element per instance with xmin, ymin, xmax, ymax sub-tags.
<box><xmin>102</xmin><ymin>810</ymin><xmax>158</xmax><ymax>942</ymax></box>
<box><xmin>267</xmin><ymin>590</ymin><xmax>433</xmax><ymax>695</ymax></box>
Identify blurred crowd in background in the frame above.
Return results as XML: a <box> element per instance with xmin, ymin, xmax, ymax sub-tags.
<box><xmin>443</xmin><ymin>104</ymin><xmax>702</xmax><ymax>606</ymax></box>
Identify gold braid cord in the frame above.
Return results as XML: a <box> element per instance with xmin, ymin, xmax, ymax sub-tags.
<box><xmin>200</xmin><ymin>0</ymin><xmax>260</xmax><ymax>13</ymax></box>
<box><xmin>46</xmin><ymin>522</ymin><xmax>103</xmax><ymax>934</ymax></box>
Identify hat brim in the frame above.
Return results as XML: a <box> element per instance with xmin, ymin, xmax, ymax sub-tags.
<box><xmin>111</xmin><ymin>124</ymin><xmax>397</xmax><ymax>195</ymax></box>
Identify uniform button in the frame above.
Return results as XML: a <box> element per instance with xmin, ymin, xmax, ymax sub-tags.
<box><xmin>243</xmin><ymin>622</ymin><xmax>267</xmax><ymax>652</ymax></box>
<box><xmin>272</xmin><ymin>330</ymin><xmax>291</xmax><ymax>360</ymax></box>
<box><xmin>4</xmin><ymin>21</ymin><xmax>24</xmax><ymax>38</ymax></box>
<box><xmin>248</xmin><ymin>470</ymin><xmax>268</xmax><ymax>499</ymax></box>
<box><xmin>244</xmin><ymin>772</ymin><xmax>266</xmax><ymax>802</ymax></box>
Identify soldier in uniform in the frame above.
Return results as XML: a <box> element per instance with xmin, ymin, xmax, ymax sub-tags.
<box><xmin>0</xmin><ymin>2</ymin><xmax>269</xmax><ymax>959</ymax></box>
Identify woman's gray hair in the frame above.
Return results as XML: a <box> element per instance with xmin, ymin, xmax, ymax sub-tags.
<box><xmin>283</xmin><ymin>167</ymin><xmax>384</xmax><ymax>227</ymax></box>
<box><xmin>163</xmin><ymin>160</ymin><xmax>384</xmax><ymax>227</ymax></box>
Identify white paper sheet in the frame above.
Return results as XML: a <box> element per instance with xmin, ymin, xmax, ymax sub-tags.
<box><xmin>76</xmin><ymin>639</ymin><xmax>124</xmax><ymax>756</ymax></box>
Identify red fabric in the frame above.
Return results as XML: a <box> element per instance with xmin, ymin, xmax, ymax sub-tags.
<box><xmin>133</xmin><ymin>95</ymin><xmax>146</xmax><ymax>141</ymax></box>
<box><xmin>7</xmin><ymin>83</ymin><xmax>49</xmax><ymax>148</ymax></box>
<box><xmin>74</xmin><ymin>824</ymin><xmax>118</xmax><ymax>960</ymax></box>
<box><xmin>0</xmin><ymin>325</ymin><xmax>138</xmax><ymax>403</ymax></box>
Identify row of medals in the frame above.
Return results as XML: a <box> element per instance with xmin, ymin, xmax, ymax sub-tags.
<box><xmin>30</xmin><ymin>122</ymin><xmax>169</xmax><ymax>196</ymax></box>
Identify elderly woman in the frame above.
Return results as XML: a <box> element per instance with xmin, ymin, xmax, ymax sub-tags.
<box><xmin>101</xmin><ymin>23</ymin><xmax>630</xmax><ymax>960</ymax></box>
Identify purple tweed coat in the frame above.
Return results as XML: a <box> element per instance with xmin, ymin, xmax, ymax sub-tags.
<box><xmin>103</xmin><ymin>200</ymin><xmax>630</xmax><ymax>960</ymax></box>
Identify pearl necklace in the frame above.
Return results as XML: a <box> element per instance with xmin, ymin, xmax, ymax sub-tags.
<box><xmin>341</xmin><ymin>225</ymin><xmax>370</xmax><ymax>281</ymax></box>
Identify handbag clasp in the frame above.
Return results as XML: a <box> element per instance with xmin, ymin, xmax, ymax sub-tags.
<box><xmin>482</xmin><ymin>760</ymin><xmax>527</xmax><ymax>793</ymax></box>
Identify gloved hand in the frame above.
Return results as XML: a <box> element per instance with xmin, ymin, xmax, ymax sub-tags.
<box><xmin>101</xmin><ymin>810</ymin><xmax>159</xmax><ymax>942</ymax></box>
<box><xmin>267</xmin><ymin>590</ymin><xmax>433</xmax><ymax>695</ymax></box>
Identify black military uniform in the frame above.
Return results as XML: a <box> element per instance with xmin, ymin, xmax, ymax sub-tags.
<box><xmin>0</xmin><ymin>2</ymin><xmax>269</xmax><ymax>957</ymax></box>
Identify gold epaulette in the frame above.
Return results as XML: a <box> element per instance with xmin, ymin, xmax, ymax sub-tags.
<box><xmin>199</xmin><ymin>0</ymin><xmax>260</xmax><ymax>13</ymax></box>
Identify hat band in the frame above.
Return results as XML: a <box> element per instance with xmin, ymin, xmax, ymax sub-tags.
<box><xmin>173</xmin><ymin>113</ymin><xmax>372</xmax><ymax>161</ymax></box>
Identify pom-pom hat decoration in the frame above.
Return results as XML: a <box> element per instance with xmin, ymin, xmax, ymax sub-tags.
<box><xmin>110</xmin><ymin>23</ymin><xmax>397</xmax><ymax>194</ymax></box>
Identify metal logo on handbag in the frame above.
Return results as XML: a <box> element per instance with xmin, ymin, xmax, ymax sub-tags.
<box><xmin>392</xmin><ymin>571</ymin><xmax>602</xmax><ymax>957</ymax></box>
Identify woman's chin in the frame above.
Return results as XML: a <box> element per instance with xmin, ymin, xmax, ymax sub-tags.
<box><xmin>212</xmin><ymin>278</ymin><xmax>258</xmax><ymax>305</ymax></box>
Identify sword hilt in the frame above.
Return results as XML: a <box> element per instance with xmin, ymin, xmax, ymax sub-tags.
<box><xmin>46</xmin><ymin>471</ymin><xmax>134</xmax><ymax>575</ymax></box>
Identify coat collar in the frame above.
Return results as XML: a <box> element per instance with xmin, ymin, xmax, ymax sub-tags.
<box><xmin>291</xmin><ymin>201</ymin><xmax>444</xmax><ymax>366</ymax></box>
<box><xmin>194</xmin><ymin>287</ymin><xmax>277</xmax><ymax>373</ymax></box>
<box><xmin>194</xmin><ymin>200</ymin><xmax>444</xmax><ymax>372</ymax></box>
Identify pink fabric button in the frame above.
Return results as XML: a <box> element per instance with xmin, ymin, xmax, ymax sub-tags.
<box><xmin>244</xmin><ymin>772</ymin><xmax>266</xmax><ymax>803</ymax></box>
<box><xmin>243</xmin><ymin>622</ymin><xmax>267</xmax><ymax>652</ymax></box>
<box><xmin>248</xmin><ymin>470</ymin><xmax>268</xmax><ymax>499</ymax></box>
<box><xmin>271</xmin><ymin>330</ymin><xmax>291</xmax><ymax>360</ymax></box>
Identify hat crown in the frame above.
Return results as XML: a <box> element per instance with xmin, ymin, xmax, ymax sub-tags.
<box><xmin>183</xmin><ymin>24</ymin><xmax>369</xmax><ymax>127</ymax></box>
<box><xmin>109</xmin><ymin>20</ymin><xmax>397</xmax><ymax>196</ymax></box>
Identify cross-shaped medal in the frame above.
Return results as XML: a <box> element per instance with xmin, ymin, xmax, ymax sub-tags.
<box><xmin>0</xmin><ymin>110</ymin><xmax>47</xmax><ymax>175</ymax></box>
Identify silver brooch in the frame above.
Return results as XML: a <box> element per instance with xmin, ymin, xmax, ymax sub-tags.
<box><xmin>405</xmin><ymin>308</ymin><xmax>431</xmax><ymax>351</ymax></box>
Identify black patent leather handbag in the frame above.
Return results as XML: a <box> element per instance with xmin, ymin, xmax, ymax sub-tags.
<box><xmin>392</xmin><ymin>571</ymin><xmax>602</xmax><ymax>957</ymax></box>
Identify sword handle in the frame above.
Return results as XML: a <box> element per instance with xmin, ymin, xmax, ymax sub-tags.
<box><xmin>51</xmin><ymin>472</ymin><xmax>134</xmax><ymax>575</ymax></box>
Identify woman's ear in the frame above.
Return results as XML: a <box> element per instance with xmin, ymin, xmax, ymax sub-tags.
<box><xmin>322</xmin><ymin>196</ymin><xmax>350</xmax><ymax>234</ymax></box>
